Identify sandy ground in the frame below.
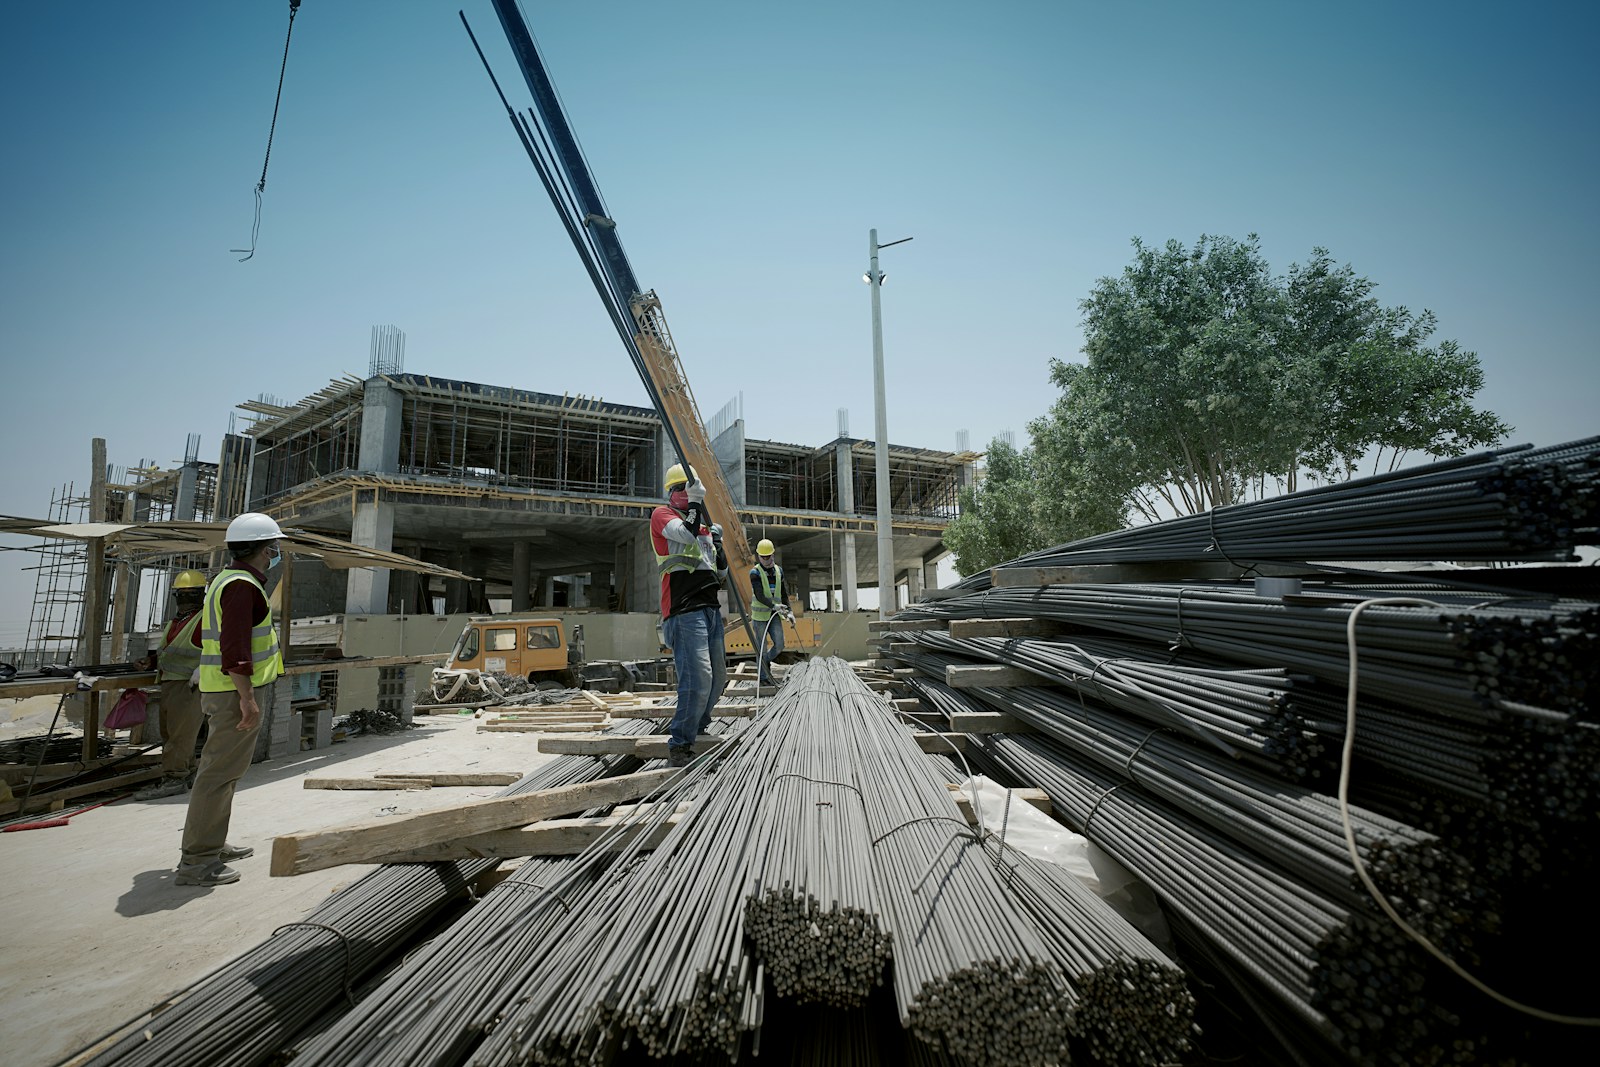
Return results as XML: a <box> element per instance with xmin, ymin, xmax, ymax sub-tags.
<box><xmin>0</xmin><ymin>707</ymin><xmax>559</xmax><ymax>1067</ymax></box>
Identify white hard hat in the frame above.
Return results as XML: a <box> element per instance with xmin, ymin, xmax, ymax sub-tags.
<box><xmin>224</xmin><ymin>512</ymin><xmax>284</xmax><ymax>543</ymax></box>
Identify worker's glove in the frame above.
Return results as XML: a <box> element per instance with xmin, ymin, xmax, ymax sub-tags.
<box><xmin>189</xmin><ymin>668</ymin><xmax>201</xmax><ymax>690</ymax></box>
<box><xmin>685</xmin><ymin>481</ymin><xmax>707</xmax><ymax>505</ymax></box>
<box><xmin>780</xmin><ymin>605</ymin><xmax>795</xmax><ymax>621</ymax></box>
<box><xmin>709</xmin><ymin>523</ymin><xmax>723</xmax><ymax>546</ymax></box>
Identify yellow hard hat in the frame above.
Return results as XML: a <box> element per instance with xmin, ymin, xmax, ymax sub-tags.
<box><xmin>664</xmin><ymin>463</ymin><xmax>699</xmax><ymax>491</ymax></box>
<box><xmin>756</xmin><ymin>539</ymin><xmax>775</xmax><ymax>557</ymax></box>
<box><xmin>172</xmin><ymin>570</ymin><xmax>207</xmax><ymax>591</ymax></box>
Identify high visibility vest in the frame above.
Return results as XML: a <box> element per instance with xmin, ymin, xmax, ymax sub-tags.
<box><xmin>751</xmin><ymin>564</ymin><xmax>783</xmax><ymax>621</ymax></box>
<box><xmin>157</xmin><ymin>611</ymin><xmax>203</xmax><ymax>681</ymax></box>
<box><xmin>198</xmin><ymin>569</ymin><xmax>282</xmax><ymax>692</ymax></box>
<box><xmin>655</xmin><ymin>517</ymin><xmax>712</xmax><ymax>579</ymax></box>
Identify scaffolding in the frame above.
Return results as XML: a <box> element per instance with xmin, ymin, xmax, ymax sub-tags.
<box><xmin>20</xmin><ymin>483</ymin><xmax>90</xmax><ymax>670</ymax></box>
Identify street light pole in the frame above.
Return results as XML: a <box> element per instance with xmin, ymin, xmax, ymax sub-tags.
<box><xmin>867</xmin><ymin>228</ymin><xmax>911</xmax><ymax>619</ymax></box>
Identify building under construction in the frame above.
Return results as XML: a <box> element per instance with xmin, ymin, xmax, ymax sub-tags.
<box><xmin>218</xmin><ymin>371</ymin><xmax>976</xmax><ymax>620</ymax></box>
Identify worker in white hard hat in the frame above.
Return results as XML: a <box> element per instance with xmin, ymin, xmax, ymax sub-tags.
<box><xmin>134</xmin><ymin>570</ymin><xmax>209</xmax><ymax>800</ymax></box>
<box><xmin>650</xmin><ymin>463</ymin><xmax>729</xmax><ymax>768</ymax></box>
<box><xmin>174</xmin><ymin>513</ymin><xmax>285</xmax><ymax>887</ymax></box>
<box><xmin>749</xmin><ymin>538</ymin><xmax>793</xmax><ymax>687</ymax></box>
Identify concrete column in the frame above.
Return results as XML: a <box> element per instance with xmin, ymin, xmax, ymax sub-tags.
<box><xmin>906</xmin><ymin>566</ymin><xmax>923</xmax><ymax>604</ymax></box>
<box><xmin>345</xmin><ymin>378</ymin><xmax>404</xmax><ymax>615</ymax></box>
<box><xmin>923</xmin><ymin>556</ymin><xmax>941</xmax><ymax>595</ymax></box>
<box><xmin>571</xmin><ymin>575</ymin><xmax>588</xmax><ymax>609</ymax></box>
<box><xmin>445</xmin><ymin>549</ymin><xmax>474</xmax><ymax>613</ymax></box>
<box><xmin>793</xmin><ymin>564</ymin><xmax>811</xmax><ymax>612</ymax></box>
<box><xmin>629</xmin><ymin>526</ymin><xmax>658</xmax><ymax>616</ymax></box>
<box><xmin>542</xmin><ymin>575</ymin><xmax>557</xmax><ymax>607</ymax></box>
<box><xmin>591</xmin><ymin>567</ymin><xmax>613</xmax><ymax>611</ymax></box>
<box><xmin>512</xmin><ymin>541</ymin><xmax>532</xmax><ymax>611</ymax></box>
<box><xmin>836</xmin><ymin>442</ymin><xmax>859</xmax><ymax>612</ymax></box>
<box><xmin>175</xmin><ymin>464</ymin><xmax>199</xmax><ymax>521</ymax></box>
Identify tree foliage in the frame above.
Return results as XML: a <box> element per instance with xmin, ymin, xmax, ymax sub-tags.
<box><xmin>1035</xmin><ymin>235</ymin><xmax>1510</xmax><ymax>523</ymax></box>
<box><xmin>945</xmin><ymin>235</ymin><xmax>1512</xmax><ymax>575</ymax></box>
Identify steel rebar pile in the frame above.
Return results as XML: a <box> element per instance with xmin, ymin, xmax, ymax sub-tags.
<box><xmin>900</xmin><ymin>628</ymin><xmax>1329</xmax><ymax>776</ymax></box>
<box><xmin>742</xmin><ymin>666</ymin><xmax>893</xmax><ymax>1008</ymax></box>
<box><xmin>962</xmin><ymin>437</ymin><xmax>1600</xmax><ymax>579</ymax></box>
<box><xmin>966</xmin><ymin>733</ymin><xmax>1434</xmax><ymax>1066</ymax></box>
<box><xmin>982</xmin><ymin>834</ymin><xmax>1195</xmax><ymax>1065</ymax></box>
<box><xmin>81</xmin><ymin>726</ymin><xmax>665</xmax><ymax>1067</ymax></box>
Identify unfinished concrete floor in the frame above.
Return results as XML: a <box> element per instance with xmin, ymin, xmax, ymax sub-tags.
<box><xmin>0</xmin><ymin>706</ymin><xmax>559</xmax><ymax>1067</ymax></box>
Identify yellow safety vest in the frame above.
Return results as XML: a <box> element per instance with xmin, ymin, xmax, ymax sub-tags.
<box><xmin>198</xmin><ymin>569</ymin><xmax>282</xmax><ymax>692</ymax></box>
<box><xmin>655</xmin><ymin>519</ymin><xmax>712</xmax><ymax>578</ymax></box>
<box><xmin>157</xmin><ymin>611</ymin><xmax>204</xmax><ymax>681</ymax></box>
<box><xmin>750</xmin><ymin>564</ymin><xmax>783</xmax><ymax>621</ymax></box>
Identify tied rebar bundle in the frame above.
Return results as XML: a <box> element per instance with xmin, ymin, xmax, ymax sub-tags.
<box><xmin>967</xmin><ymin>733</ymin><xmax>1434</xmax><ymax>1066</ymax></box>
<box><xmin>957</xmin><ymin>437</ymin><xmax>1600</xmax><ymax>582</ymax></box>
<box><xmin>982</xmin><ymin>834</ymin><xmax>1195</xmax><ymax>1065</ymax></box>
<box><xmin>80</xmin><ymin>723</ymin><xmax>664</xmax><ymax>1067</ymax></box>
<box><xmin>899</xmin><ymin>629</ymin><xmax>1329</xmax><ymax>777</ymax></box>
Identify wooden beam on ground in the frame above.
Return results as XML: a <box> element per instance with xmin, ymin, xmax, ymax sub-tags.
<box><xmin>944</xmin><ymin>664</ymin><xmax>1044</xmax><ymax>689</ymax></box>
<box><xmin>891</xmin><ymin>698</ymin><xmax>923</xmax><ymax>711</ymax></box>
<box><xmin>412</xmin><ymin>699</ymin><xmax>499</xmax><ymax>713</ymax></box>
<box><xmin>372</xmin><ymin>772</ymin><xmax>523</xmax><ymax>787</ymax></box>
<box><xmin>947</xmin><ymin>618</ymin><xmax>1070</xmax><ymax>639</ymax></box>
<box><xmin>537</xmin><ymin>735</ymin><xmax>730</xmax><ymax>760</ymax></box>
<box><xmin>892</xmin><ymin>668</ymin><xmax>918</xmax><ymax>678</ymax></box>
<box><xmin>947</xmin><ymin>711</ymin><xmax>1035</xmax><ymax>734</ymax></box>
<box><xmin>0</xmin><ymin>756</ymin><xmax>158</xmax><ymax>786</ymax></box>
<box><xmin>869</xmin><ymin>618</ymin><xmax>946</xmax><ymax>633</ymax></box>
<box><xmin>478</xmin><ymin>721</ymin><xmax>610</xmax><ymax>733</ymax></box>
<box><xmin>270</xmin><ymin>767</ymin><xmax>680</xmax><ymax>876</ymax></box>
<box><xmin>913</xmin><ymin>732</ymin><xmax>968</xmax><ymax>754</ymax></box>
<box><xmin>0</xmin><ymin>765</ymin><xmax>162</xmax><ymax>817</ymax></box>
<box><xmin>372</xmin><ymin>810</ymin><xmax>685</xmax><ymax>863</ymax></box>
<box><xmin>990</xmin><ymin>561</ymin><xmax>1316</xmax><ymax>588</ymax></box>
<box><xmin>889</xmin><ymin>642</ymin><xmax>920</xmax><ymax>655</ymax></box>
<box><xmin>620</xmin><ymin>703</ymin><xmax>756</xmax><ymax>719</ymax></box>
<box><xmin>303</xmin><ymin>777</ymin><xmax>432</xmax><ymax>791</ymax></box>
<box><xmin>579</xmin><ymin>690</ymin><xmax>611</xmax><ymax>711</ymax></box>
<box><xmin>945</xmin><ymin>784</ymin><xmax>1052</xmax><ymax>823</ymax></box>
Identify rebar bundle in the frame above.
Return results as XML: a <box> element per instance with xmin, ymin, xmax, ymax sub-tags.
<box><xmin>86</xmin><ymin>723</ymin><xmax>664</xmax><ymax>1067</ymax></box>
<box><xmin>967</xmin><ymin>733</ymin><xmax>1434</xmax><ymax>1065</ymax></box>
<box><xmin>963</xmin><ymin>437</ymin><xmax>1600</xmax><ymax>578</ymax></box>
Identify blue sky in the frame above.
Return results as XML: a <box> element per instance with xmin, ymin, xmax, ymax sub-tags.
<box><xmin>1</xmin><ymin>0</ymin><xmax>1596</xmax><ymax>644</ymax></box>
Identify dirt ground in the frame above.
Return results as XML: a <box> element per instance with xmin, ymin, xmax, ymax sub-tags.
<box><xmin>0</xmin><ymin>705</ymin><xmax>559</xmax><ymax>1067</ymax></box>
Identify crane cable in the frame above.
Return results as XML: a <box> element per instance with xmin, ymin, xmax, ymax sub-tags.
<box><xmin>232</xmin><ymin>0</ymin><xmax>302</xmax><ymax>262</ymax></box>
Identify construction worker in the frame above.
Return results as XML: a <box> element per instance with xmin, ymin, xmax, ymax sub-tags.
<box><xmin>650</xmin><ymin>463</ymin><xmax>728</xmax><ymax>768</ymax></box>
<box><xmin>175</xmin><ymin>513</ymin><xmax>285</xmax><ymax>887</ymax></box>
<box><xmin>749</xmin><ymin>539</ymin><xmax>793</xmax><ymax>687</ymax></box>
<box><xmin>133</xmin><ymin>570</ymin><xmax>208</xmax><ymax>800</ymax></box>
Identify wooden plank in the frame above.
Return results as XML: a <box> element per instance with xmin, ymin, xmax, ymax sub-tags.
<box><xmin>278</xmin><ymin>652</ymin><xmax>450</xmax><ymax>677</ymax></box>
<box><xmin>270</xmin><ymin>767</ymin><xmax>680</xmax><ymax>876</ymax></box>
<box><xmin>620</xmin><ymin>703</ymin><xmax>756</xmax><ymax>719</ymax></box>
<box><xmin>947</xmin><ymin>711</ymin><xmax>1035</xmax><ymax>734</ymax></box>
<box><xmin>891</xmin><ymin>698</ymin><xmax>923</xmax><ymax>711</ymax></box>
<box><xmin>0</xmin><ymin>755</ymin><xmax>158</xmax><ymax>786</ymax></box>
<box><xmin>945</xmin><ymin>784</ymin><xmax>1052</xmax><ymax>823</ymax></box>
<box><xmin>537</xmin><ymin>735</ymin><xmax>731</xmax><ymax>760</ymax></box>
<box><xmin>0</xmin><ymin>765</ymin><xmax>162</xmax><ymax>817</ymax></box>
<box><xmin>891</xmin><ymin>668</ymin><xmax>918</xmax><ymax>678</ymax></box>
<box><xmin>913</xmin><ymin>732</ymin><xmax>968</xmax><ymax>754</ymax></box>
<box><xmin>478</xmin><ymin>721</ymin><xmax>610</xmax><ymax>733</ymax></box>
<box><xmin>303</xmin><ymin>777</ymin><xmax>431</xmax><ymax>791</ymax></box>
<box><xmin>944</xmin><ymin>664</ymin><xmax>1043</xmax><ymax>689</ymax></box>
<box><xmin>580</xmin><ymin>690</ymin><xmax>611</xmax><ymax>711</ymax></box>
<box><xmin>990</xmin><ymin>561</ymin><xmax>1315</xmax><ymax>588</ymax></box>
<box><xmin>372</xmin><ymin>811</ymin><xmax>685</xmax><ymax>863</ymax></box>
<box><xmin>412</xmin><ymin>699</ymin><xmax>499</xmax><ymax>713</ymax></box>
<box><xmin>372</xmin><ymin>772</ymin><xmax>523</xmax><ymax>787</ymax></box>
<box><xmin>947</xmin><ymin>618</ymin><xmax>1070</xmax><ymax>639</ymax></box>
<box><xmin>889</xmin><ymin>642</ymin><xmax>919</xmax><ymax>655</ymax></box>
<box><xmin>487</xmin><ymin>710</ymin><xmax>608</xmax><ymax>722</ymax></box>
<box><xmin>885</xmin><ymin>619</ymin><xmax>946</xmax><ymax>632</ymax></box>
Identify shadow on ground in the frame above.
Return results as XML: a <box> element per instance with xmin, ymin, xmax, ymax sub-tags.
<box><xmin>117</xmin><ymin>867</ymin><xmax>214</xmax><ymax>916</ymax></box>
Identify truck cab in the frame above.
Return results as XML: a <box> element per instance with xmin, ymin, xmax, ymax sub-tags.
<box><xmin>447</xmin><ymin>615</ymin><xmax>584</xmax><ymax>688</ymax></box>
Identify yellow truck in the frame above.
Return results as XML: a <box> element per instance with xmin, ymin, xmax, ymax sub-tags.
<box><xmin>446</xmin><ymin>616</ymin><xmax>584</xmax><ymax>689</ymax></box>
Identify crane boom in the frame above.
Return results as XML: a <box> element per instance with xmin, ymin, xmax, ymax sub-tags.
<box><xmin>481</xmin><ymin>0</ymin><xmax>760</xmax><ymax>608</ymax></box>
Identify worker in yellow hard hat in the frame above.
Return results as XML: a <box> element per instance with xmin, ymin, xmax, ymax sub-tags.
<box><xmin>749</xmin><ymin>538</ymin><xmax>793</xmax><ymax>687</ymax></box>
<box><xmin>650</xmin><ymin>463</ymin><xmax>728</xmax><ymax>767</ymax></box>
<box><xmin>134</xmin><ymin>570</ymin><xmax>209</xmax><ymax>801</ymax></box>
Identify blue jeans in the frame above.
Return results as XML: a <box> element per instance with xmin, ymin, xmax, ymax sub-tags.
<box><xmin>757</xmin><ymin>614</ymin><xmax>785</xmax><ymax>683</ymax></box>
<box><xmin>662</xmin><ymin>606</ymin><xmax>726</xmax><ymax>750</ymax></box>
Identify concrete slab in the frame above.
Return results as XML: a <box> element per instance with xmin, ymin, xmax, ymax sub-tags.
<box><xmin>0</xmin><ymin>712</ymin><xmax>558</xmax><ymax>1067</ymax></box>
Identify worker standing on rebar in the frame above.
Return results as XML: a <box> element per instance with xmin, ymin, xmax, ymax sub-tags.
<box><xmin>174</xmin><ymin>513</ymin><xmax>285</xmax><ymax>887</ymax></box>
<box><xmin>133</xmin><ymin>570</ymin><xmax>208</xmax><ymax>801</ymax></box>
<box><xmin>749</xmin><ymin>539</ymin><xmax>793</xmax><ymax>687</ymax></box>
<box><xmin>651</xmin><ymin>464</ymin><xmax>728</xmax><ymax>768</ymax></box>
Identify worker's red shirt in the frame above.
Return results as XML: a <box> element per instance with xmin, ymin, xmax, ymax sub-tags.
<box><xmin>165</xmin><ymin>609</ymin><xmax>202</xmax><ymax>649</ymax></box>
<box><xmin>649</xmin><ymin>506</ymin><xmax>720</xmax><ymax>619</ymax></box>
<box><xmin>219</xmin><ymin>562</ymin><xmax>271</xmax><ymax>678</ymax></box>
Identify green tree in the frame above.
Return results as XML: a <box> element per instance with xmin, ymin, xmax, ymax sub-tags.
<box><xmin>944</xmin><ymin>438</ymin><xmax>1047</xmax><ymax>576</ymax></box>
<box><xmin>1034</xmin><ymin>235</ymin><xmax>1509</xmax><ymax>520</ymax></box>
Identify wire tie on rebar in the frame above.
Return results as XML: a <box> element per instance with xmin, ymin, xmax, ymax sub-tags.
<box><xmin>769</xmin><ymin>773</ymin><xmax>865</xmax><ymax>802</ymax></box>
<box><xmin>1081</xmin><ymin>783</ymin><xmax>1129</xmax><ymax>839</ymax></box>
<box><xmin>272</xmin><ymin>922</ymin><xmax>357</xmax><ymax>1006</ymax></box>
<box><xmin>496</xmin><ymin>879</ymin><xmax>573</xmax><ymax>913</ymax></box>
<box><xmin>1124</xmin><ymin>727</ymin><xmax>1164</xmax><ymax>786</ymax></box>
<box><xmin>1168</xmin><ymin>587</ymin><xmax>1194</xmax><ymax>655</ymax></box>
<box><xmin>870</xmin><ymin>814</ymin><xmax>979</xmax><ymax>849</ymax></box>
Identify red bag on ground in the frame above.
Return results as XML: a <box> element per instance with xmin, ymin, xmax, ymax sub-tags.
<box><xmin>103</xmin><ymin>688</ymin><xmax>149</xmax><ymax>729</ymax></box>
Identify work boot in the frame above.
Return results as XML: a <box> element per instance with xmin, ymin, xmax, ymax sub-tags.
<box><xmin>135</xmin><ymin>776</ymin><xmax>188</xmax><ymax>801</ymax></box>
<box><xmin>175</xmin><ymin>861</ymin><xmax>241</xmax><ymax>887</ymax></box>
<box><xmin>220</xmin><ymin>843</ymin><xmax>255</xmax><ymax>862</ymax></box>
<box><xmin>666</xmin><ymin>746</ymin><xmax>694</xmax><ymax>769</ymax></box>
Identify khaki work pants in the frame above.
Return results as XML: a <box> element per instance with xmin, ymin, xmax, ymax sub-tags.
<box><xmin>158</xmin><ymin>680</ymin><xmax>203</xmax><ymax>780</ymax></box>
<box><xmin>180</xmin><ymin>681</ymin><xmax>273</xmax><ymax>865</ymax></box>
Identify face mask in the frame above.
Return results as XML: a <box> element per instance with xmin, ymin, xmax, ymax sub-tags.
<box><xmin>267</xmin><ymin>544</ymin><xmax>282</xmax><ymax>570</ymax></box>
<box><xmin>669</xmin><ymin>489</ymin><xmax>689</xmax><ymax>511</ymax></box>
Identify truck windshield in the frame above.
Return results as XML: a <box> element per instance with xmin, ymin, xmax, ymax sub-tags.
<box><xmin>453</xmin><ymin>627</ymin><xmax>480</xmax><ymax>663</ymax></box>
